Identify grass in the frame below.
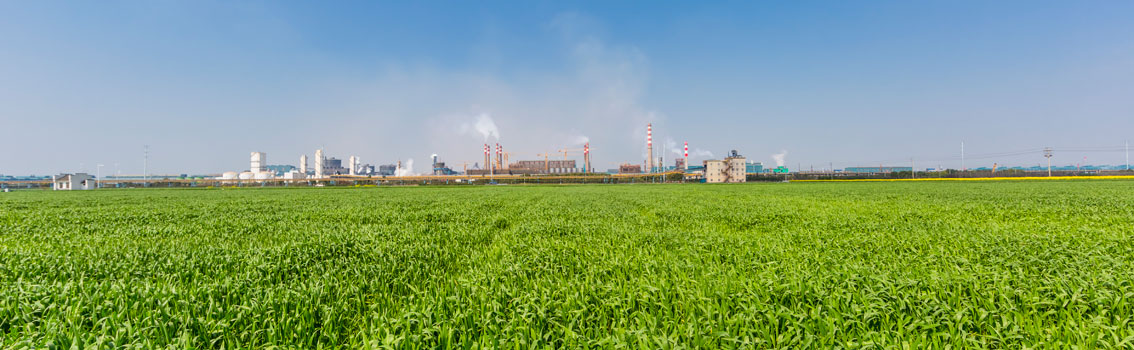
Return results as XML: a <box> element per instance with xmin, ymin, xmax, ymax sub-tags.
<box><xmin>1</xmin><ymin>181</ymin><xmax>1133</xmax><ymax>348</ymax></box>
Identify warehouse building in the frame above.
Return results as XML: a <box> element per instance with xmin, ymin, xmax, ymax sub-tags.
<box><xmin>844</xmin><ymin>166</ymin><xmax>913</xmax><ymax>174</ymax></box>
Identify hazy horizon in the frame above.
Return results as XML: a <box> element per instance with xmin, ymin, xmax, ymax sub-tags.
<box><xmin>2</xmin><ymin>1</ymin><xmax>1132</xmax><ymax>175</ymax></box>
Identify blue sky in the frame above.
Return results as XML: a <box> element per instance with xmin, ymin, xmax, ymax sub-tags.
<box><xmin>2</xmin><ymin>1</ymin><xmax>1132</xmax><ymax>175</ymax></box>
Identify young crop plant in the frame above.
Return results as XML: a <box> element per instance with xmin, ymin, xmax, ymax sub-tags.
<box><xmin>1</xmin><ymin>181</ymin><xmax>1132</xmax><ymax>348</ymax></box>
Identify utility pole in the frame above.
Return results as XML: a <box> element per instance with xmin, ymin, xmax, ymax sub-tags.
<box><xmin>143</xmin><ymin>145</ymin><xmax>149</xmax><ymax>186</ymax></box>
<box><xmin>1126</xmin><ymin>140</ymin><xmax>1129</xmax><ymax>171</ymax></box>
<box><xmin>96</xmin><ymin>164</ymin><xmax>104</xmax><ymax>189</ymax></box>
<box><xmin>1044</xmin><ymin>147</ymin><xmax>1053</xmax><ymax>177</ymax></box>
<box><xmin>911</xmin><ymin>158</ymin><xmax>915</xmax><ymax>179</ymax></box>
<box><xmin>961</xmin><ymin>141</ymin><xmax>965</xmax><ymax>172</ymax></box>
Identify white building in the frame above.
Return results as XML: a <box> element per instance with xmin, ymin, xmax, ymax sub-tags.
<box><xmin>282</xmin><ymin>170</ymin><xmax>306</xmax><ymax>179</ymax></box>
<box><xmin>704</xmin><ymin>150</ymin><xmax>746</xmax><ymax>183</ymax></box>
<box><xmin>251</xmin><ymin>152</ymin><xmax>267</xmax><ymax>173</ymax></box>
<box><xmin>53</xmin><ymin>173</ymin><xmax>96</xmax><ymax>190</ymax></box>
<box><xmin>314</xmin><ymin>149</ymin><xmax>325</xmax><ymax>178</ymax></box>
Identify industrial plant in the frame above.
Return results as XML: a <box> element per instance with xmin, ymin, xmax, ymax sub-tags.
<box><xmin>15</xmin><ymin>121</ymin><xmax>1133</xmax><ymax>191</ymax></box>
<box><xmin>193</xmin><ymin>123</ymin><xmax>765</xmax><ymax>185</ymax></box>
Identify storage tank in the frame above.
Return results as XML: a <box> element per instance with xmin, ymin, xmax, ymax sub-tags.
<box><xmin>220</xmin><ymin>171</ymin><xmax>238</xmax><ymax>180</ymax></box>
<box><xmin>238</xmin><ymin>171</ymin><xmax>254</xmax><ymax>180</ymax></box>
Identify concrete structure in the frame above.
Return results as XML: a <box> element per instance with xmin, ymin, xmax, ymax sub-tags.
<box><xmin>348</xmin><ymin>156</ymin><xmax>358</xmax><ymax>176</ymax></box>
<box><xmin>704</xmin><ymin>150</ymin><xmax>746</xmax><ymax>183</ymax></box>
<box><xmin>314</xmin><ymin>149</ymin><xmax>325</xmax><ymax>178</ymax></box>
<box><xmin>251</xmin><ymin>152</ymin><xmax>266</xmax><ymax>173</ymax></box>
<box><xmin>300</xmin><ymin>155</ymin><xmax>308</xmax><ymax>174</ymax></box>
<box><xmin>52</xmin><ymin>173</ymin><xmax>95</xmax><ymax>190</ymax></box>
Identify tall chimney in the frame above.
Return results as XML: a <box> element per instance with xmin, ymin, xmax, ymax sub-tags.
<box><xmin>647</xmin><ymin>123</ymin><xmax>653</xmax><ymax>173</ymax></box>
<box><xmin>684</xmin><ymin>141</ymin><xmax>689</xmax><ymax>171</ymax></box>
<box><xmin>484</xmin><ymin>144</ymin><xmax>490</xmax><ymax>175</ymax></box>
<box><xmin>300</xmin><ymin>155</ymin><xmax>308</xmax><ymax>174</ymax></box>
<box><xmin>584</xmin><ymin>142</ymin><xmax>590</xmax><ymax>174</ymax></box>
<box><xmin>496</xmin><ymin>143</ymin><xmax>502</xmax><ymax>172</ymax></box>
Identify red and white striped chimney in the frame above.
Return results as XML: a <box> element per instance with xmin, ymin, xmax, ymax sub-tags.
<box><xmin>684</xmin><ymin>141</ymin><xmax>689</xmax><ymax>170</ymax></box>
<box><xmin>647</xmin><ymin>123</ymin><xmax>654</xmax><ymax>173</ymax></box>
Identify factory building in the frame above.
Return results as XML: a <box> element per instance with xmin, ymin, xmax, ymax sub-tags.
<box><xmin>844</xmin><ymin>166</ymin><xmax>913</xmax><ymax>174</ymax></box>
<box><xmin>52</xmin><ymin>173</ymin><xmax>95</xmax><ymax>190</ymax></box>
<box><xmin>264</xmin><ymin>165</ymin><xmax>297</xmax><ymax>176</ymax></box>
<box><xmin>704</xmin><ymin>150</ymin><xmax>746</xmax><ymax>183</ymax></box>
<box><xmin>511</xmin><ymin>160</ymin><xmax>578</xmax><ymax>174</ymax></box>
<box><xmin>619</xmin><ymin>164</ymin><xmax>642</xmax><ymax>174</ymax></box>
<box><xmin>432</xmin><ymin>162</ymin><xmax>459</xmax><ymax>175</ymax></box>
<box><xmin>323</xmin><ymin>157</ymin><xmax>348</xmax><ymax>175</ymax></box>
<box><xmin>746</xmin><ymin>161</ymin><xmax>764</xmax><ymax>174</ymax></box>
<box><xmin>378</xmin><ymin>164</ymin><xmax>397</xmax><ymax>176</ymax></box>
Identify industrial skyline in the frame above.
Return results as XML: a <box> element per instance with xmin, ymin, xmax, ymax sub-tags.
<box><xmin>2</xmin><ymin>2</ymin><xmax>1133</xmax><ymax>175</ymax></box>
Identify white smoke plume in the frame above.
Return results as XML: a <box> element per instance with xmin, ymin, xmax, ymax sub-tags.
<box><xmin>395</xmin><ymin>159</ymin><xmax>415</xmax><ymax>176</ymax></box>
<box><xmin>772</xmin><ymin>150</ymin><xmax>788</xmax><ymax>167</ymax></box>
<box><xmin>458</xmin><ymin>113</ymin><xmax>500</xmax><ymax>142</ymax></box>
<box><xmin>666</xmin><ymin>137</ymin><xmax>712</xmax><ymax>158</ymax></box>
<box><xmin>570</xmin><ymin>135</ymin><xmax>590</xmax><ymax>145</ymax></box>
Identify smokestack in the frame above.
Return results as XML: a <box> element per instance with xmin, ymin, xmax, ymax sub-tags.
<box><xmin>647</xmin><ymin>124</ymin><xmax>653</xmax><ymax>173</ymax></box>
<box><xmin>314</xmin><ymin>149</ymin><xmax>324</xmax><ymax>178</ymax></box>
<box><xmin>584</xmin><ymin>142</ymin><xmax>590</xmax><ymax>174</ymax></box>
<box><xmin>348</xmin><ymin>156</ymin><xmax>358</xmax><ymax>176</ymax></box>
<box><xmin>300</xmin><ymin>155</ymin><xmax>308</xmax><ymax>174</ymax></box>
<box><xmin>496</xmin><ymin>143</ymin><xmax>502</xmax><ymax>172</ymax></box>
<box><xmin>684</xmin><ymin>141</ymin><xmax>689</xmax><ymax>171</ymax></box>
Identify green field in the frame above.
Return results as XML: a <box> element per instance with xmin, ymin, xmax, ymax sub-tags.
<box><xmin>2</xmin><ymin>182</ymin><xmax>1133</xmax><ymax>348</ymax></box>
